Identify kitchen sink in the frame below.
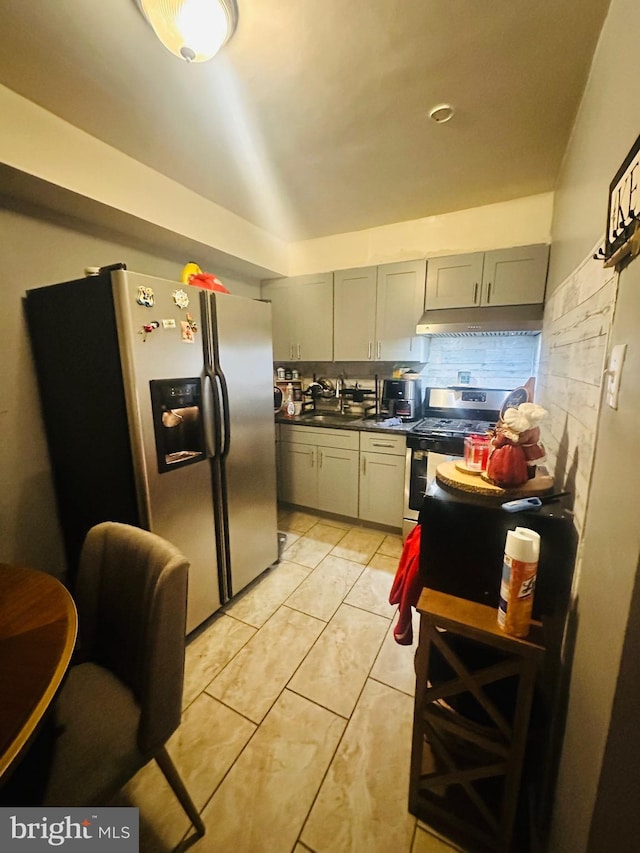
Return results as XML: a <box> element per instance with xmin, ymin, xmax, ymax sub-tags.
<box><xmin>302</xmin><ymin>413</ymin><xmax>362</xmax><ymax>424</ymax></box>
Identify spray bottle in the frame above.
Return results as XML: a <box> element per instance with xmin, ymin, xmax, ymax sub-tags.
<box><xmin>498</xmin><ymin>527</ymin><xmax>540</xmax><ymax>638</ymax></box>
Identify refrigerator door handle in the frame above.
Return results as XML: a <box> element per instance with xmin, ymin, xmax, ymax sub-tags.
<box><xmin>202</xmin><ymin>369</ymin><xmax>217</xmax><ymax>458</ymax></box>
<box><xmin>214</xmin><ymin>370</ymin><xmax>231</xmax><ymax>458</ymax></box>
<box><xmin>201</xmin><ymin>289</ymin><xmax>230</xmax><ymax>459</ymax></box>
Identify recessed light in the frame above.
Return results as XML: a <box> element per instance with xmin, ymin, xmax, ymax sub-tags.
<box><xmin>429</xmin><ymin>104</ymin><xmax>455</xmax><ymax>124</ymax></box>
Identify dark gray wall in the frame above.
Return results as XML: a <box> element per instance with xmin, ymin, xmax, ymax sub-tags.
<box><xmin>587</xmin><ymin>554</ymin><xmax>640</xmax><ymax>850</ymax></box>
<box><xmin>545</xmin><ymin>0</ymin><xmax>640</xmax><ymax>850</ymax></box>
<box><xmin>547</xmin><ymin>0</ymin><xmax>634</xmax><ymax>292</ymax></box>
<box><xmin>0</xmin><ymin>201</ymin><xmax>260</xmax><ymax>578</ymax></box>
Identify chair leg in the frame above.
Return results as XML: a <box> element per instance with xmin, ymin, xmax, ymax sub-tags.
<box><xmin>155</xmin><ymin>745</ymin><xmax>206</xmax><ymax>836</ymax></box>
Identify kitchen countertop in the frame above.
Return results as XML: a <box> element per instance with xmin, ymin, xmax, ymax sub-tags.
<box><xmin>275</xmin><ymin>411</ymin><xmax>414</xmax><ymax>436</ymax></box>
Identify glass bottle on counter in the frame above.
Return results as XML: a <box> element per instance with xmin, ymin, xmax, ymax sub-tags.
<box><xmin>284</xmin><ymin>383</ymin><xmax>296</xmax><ymax>418</ymax></box>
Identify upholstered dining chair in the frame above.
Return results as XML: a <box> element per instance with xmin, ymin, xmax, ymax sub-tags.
<box><xmin>43</xmin><ymin>521</ymin><xmax>205</xmax><ymax>836</ymax></box>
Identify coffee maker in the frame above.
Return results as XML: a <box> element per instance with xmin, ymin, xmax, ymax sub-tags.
<box><xmin>380</xmin><ymin>378</ymin><xmax>422</xmax><ymax>421</ymax></box>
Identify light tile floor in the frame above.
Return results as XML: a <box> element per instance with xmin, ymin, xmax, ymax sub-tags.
<box><xmin>112</xmin><ymin>509</ymin><xmax>464</xmax><ymax>853</ymax></box>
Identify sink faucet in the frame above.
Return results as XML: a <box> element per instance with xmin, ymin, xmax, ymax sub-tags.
<box><xmin>336</xmin><ymin>373</ymin><xmax>345</xmax><ymax>413</ymax></box>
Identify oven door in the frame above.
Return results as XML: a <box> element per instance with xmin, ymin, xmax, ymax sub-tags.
<box><xmin>403</xmin><ymin>447</ymin><xmax>461</xmax><ymax>538</ymax></box>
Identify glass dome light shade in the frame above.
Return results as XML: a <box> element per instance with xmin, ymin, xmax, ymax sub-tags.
<box><xmin>137</xmin><ymin>0</ymin><xmax>238</xmax><ymax>62</ymax></box>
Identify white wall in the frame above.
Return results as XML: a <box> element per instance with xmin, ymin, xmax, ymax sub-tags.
<box><xmin>289</xmin><ymin>193</ymin><xmax>554</xmax><ymax>275</ymax></box>
<box><xmin>537</xmin><ymin>243</ymin><xmax>618</xmax><ymax>533</ymax></box>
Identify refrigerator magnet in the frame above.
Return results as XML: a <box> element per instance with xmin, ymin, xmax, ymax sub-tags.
<box><xmin>139</xmin><ymin>321</ymin><xmax>160</xmax><ymax>341</ymax></box>
<box><xmin>173</xmin><ymin>289</ymin><xmax>190</xmax><ymax>309</ymax></box>
<box><xmin>181</xmin><ymin>319</ymin><xmax>196</xmax><ymax>343</ymax></box>
<box><xmin>136</xmin><ymin>285</ymin><xmax>155</xmax><ymax>307</ymax></box>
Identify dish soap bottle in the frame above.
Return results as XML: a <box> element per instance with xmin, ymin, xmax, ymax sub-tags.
<box><xmin>285</xmin><ymin>383</ymin><xmax>296</xmax><ymax>418</ymax></box>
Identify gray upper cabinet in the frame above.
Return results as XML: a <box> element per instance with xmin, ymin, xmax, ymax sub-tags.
<box><xmin>261</xmin><ymin>273</ymin><xmax>334</xmax><ymax>361</ymax></box>
<box><xmin>334</xmin><ymin>260</ymin><xmax>426</xmax><ymax>362</ymax></box>
<box><xmin>424</xmin><ymin>252</ymin><xmax>485</xmax><ymax>310</ymax></box>
<box><xmin>333</xmin><ymin>266</ymin><xmax>377</xmax><ymax>361</ymax></box>
<box><xmin>425</xmin><ymin>244</ymin><xmax>549</xmax><ymax>310</ymax></box>
<box><xmin>375</xmin><ymin>260</ymin><xmax>427</xmax><ymax>360</ymax></box>
<box><xmin>262</xmin><ymin>283</ymin><xmax>293</xmax><ymax>361</ymax></box>
<box><xmin>482</xmin><ymin>244</ymin><xmax>549</xmax><ymax>306</ymax></box>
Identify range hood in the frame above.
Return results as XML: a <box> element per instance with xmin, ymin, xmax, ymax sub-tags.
<box><xmin>416</xmin><ymin>303</ymin><xmax>543</xmax><ymax>337</ymax></box>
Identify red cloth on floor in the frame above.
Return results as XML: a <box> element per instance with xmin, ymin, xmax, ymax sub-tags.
<box><xmin>389</xmin><ymin>524</ymin><xmax>422</xmax><ymax>645</ymax></box>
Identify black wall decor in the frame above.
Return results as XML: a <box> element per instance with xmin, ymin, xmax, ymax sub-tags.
<box><xmin>595</xmin><ymin>133</ymin><xmax>640</xmax><ymax>269</ymax></box>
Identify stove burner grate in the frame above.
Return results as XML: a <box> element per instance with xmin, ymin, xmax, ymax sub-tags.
<box><xmin>411</xmin><ymin>416</ymin><xmax>496</xmax><ymax>439</ymax></box>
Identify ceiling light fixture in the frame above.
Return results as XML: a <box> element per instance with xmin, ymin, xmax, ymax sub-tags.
<box><xmin>429</xmin><ymin>104</ymin><xmax>455</xmax><ymax>124</ymax></box>
<box><xmin>136</xmin><ymin>0</ymin><xmax>238</xmax><ymax>63</ymax></box>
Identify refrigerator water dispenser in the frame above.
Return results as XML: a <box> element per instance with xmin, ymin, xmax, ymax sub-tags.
<box><xmin>150</xmin><ymin>378</ymin><xmax>206</xmax><ymax>473</ymax></box>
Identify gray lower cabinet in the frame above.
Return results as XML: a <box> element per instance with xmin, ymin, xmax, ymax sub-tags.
<box><xmin>279</xmin><ymin>441</ymin><xmax>317</xmax><ymax>507</ymax></box>
<box><xmin>278</xmin><ymin>425</ymin><xmax>359</xmax><ymax>518</ymax></box>
<box><xmin>317</xmin><ymin>445</ymin><xmax>359</xmax><ymax>517</ymax></box>
<box><xmin>358</xmin><ymin>433</ymin><xmax>406</xmax><ymax>527</ymax></box>
<box><xmin>278</xmin><ymin>425</ymin><xmax>406</xmax><ymax>529</ymax></box>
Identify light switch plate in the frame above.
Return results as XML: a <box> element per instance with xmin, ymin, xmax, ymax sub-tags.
<box><xmin>606</xmin><ymin>343</ymin><xmax>627</xmax><ymax>409</ymax></box>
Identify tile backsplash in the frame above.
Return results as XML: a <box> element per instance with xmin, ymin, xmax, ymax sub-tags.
<box><xmin>276</xmin><ymin>335</ymin><xmax>539</xmax><ymax>419</ymax></box>
<box><xmin>417</xmin><ymin>335</ymin><xmax>539</xmax><ymax>390</ymax></box>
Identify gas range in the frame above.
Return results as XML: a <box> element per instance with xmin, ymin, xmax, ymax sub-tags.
<box><xmin>403</xmin><ymin>386</ymin><xmax>511</xmax><ymax>535</ymax></box>
<box><xmin>407</xmin><ymin>417</ymin><xmax>497</xmax><ymax>454</ymax></box>
<box><xmin>405</xmin><ymin>386</ymin><xmax>508</xmax><ymax>453</ymax></box>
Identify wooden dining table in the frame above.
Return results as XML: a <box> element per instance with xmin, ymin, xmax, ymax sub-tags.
<box><xmin>0</xmin><ymin>563</ymin><xmax>77</xmax><ymax>784</ymax></box>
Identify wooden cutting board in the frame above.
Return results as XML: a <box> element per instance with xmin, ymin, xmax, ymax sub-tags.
<box><xmin>436</xmin><ymin>461</ymin><xmax>554</xmax><ymax>497</ymax></box>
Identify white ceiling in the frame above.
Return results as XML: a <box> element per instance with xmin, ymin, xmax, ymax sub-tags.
<box><xmin>0</xmin><ymin>0</ymin><xmax>611</xmax><ymax>242</ymax></box>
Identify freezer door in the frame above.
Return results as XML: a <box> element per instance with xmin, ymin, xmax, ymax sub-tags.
<box><xmin>112</xmin><ymin>270</ymin><xmax>221</xmax><ymax>632</ymax></box>
<box><xmin>208</xmin><ymin>291</ymin><xmax>279</xmax><ymax>597</ymax></box>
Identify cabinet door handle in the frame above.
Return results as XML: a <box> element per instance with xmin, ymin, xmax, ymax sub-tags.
<box><xmin>377</xmin><ymin>341</ymin><xmax>381</xmax><ymax>359</ymax></box>
<box><xmin>318</xmin><ymin>450</ymin><xmax>323</xmax><ymax>468</ymax></box>
<box><xmin>372</xmin><ymin>441</ymin><xmax>394</xmax><ymax>448</ymax></box>
<box><xmin>368</xmin><ymin>341</ymin><xmax>372</xmax><ymax>360</ymax></box>
<box><xmin>486</xmin><ymin>282</ymin><xmax>492</xmax><ymax>303</ymax></box>
<box><xmin>290</xmin><ymin>344</ymin><xmax>295</xmax><ymax>360</ymax></box>
<box><xmin>362</xmin><ymin>456</ymin><xmax>367</xmax><ymax>475</ymax></box>
<box><xmin>310</xmin><ymin>449</ymin><xmax>315</xmax><ymax>468</ymax></box>
<box><xmin>297</xmin><ymin>343</ymin><xmax>301</xmax><ymax>360</ymax></box>
<box><xmin>473</xmin><ymin>282</ymin><xmax>479</xmax><ymax>304</ymax></box>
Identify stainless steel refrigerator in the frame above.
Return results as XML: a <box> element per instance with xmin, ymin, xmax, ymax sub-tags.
<box><xmin>26</xmin><ymin>264</ymin><xmax>278</xmax><ymax>633</ymax></box>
